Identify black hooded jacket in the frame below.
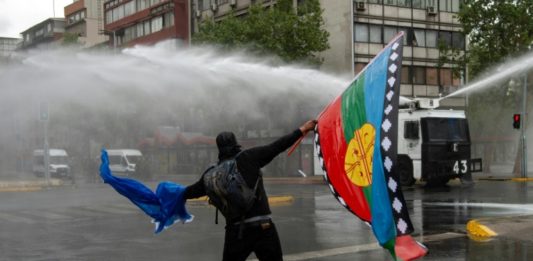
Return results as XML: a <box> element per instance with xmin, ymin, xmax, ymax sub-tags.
<box><xmin>184</xmin><ymin>129</ymin><xmax>303</xmax><ymax>223</ymax></box>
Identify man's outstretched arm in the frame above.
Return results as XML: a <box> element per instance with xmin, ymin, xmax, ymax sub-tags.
<box><xmin>244</xmin><ymin>120</ymin><xmax>317</xmax><ymax>168</ymax></box>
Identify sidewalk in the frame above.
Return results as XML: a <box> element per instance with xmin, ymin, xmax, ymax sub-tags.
<box><xmin>0</xmin><ymin>171</ymin><xmax>65</xmax><ymax>192</ymax></box>
<box><xmin>475</xmin><ymin>163</ymin><xmax>533</xmax><ymax>181</ymax></box>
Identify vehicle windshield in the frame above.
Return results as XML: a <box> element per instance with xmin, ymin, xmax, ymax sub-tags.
<box><xmin>50</xmin><ymin>156</ymin><xmax>68</xmax><ymax>165</ymax></box>
<box><xmin>126</xmin><ymin>156</ymin><xmax>141</xmax><ymax>165</ymax></box>
<box><xmin>424</xmin><ymin>118</ymin><xmax>469</xmax><ymax>142</ymax></box>
<box><xmin>108</xmin><ymin>155</ymin><xmax>123</xmax><ymax>165</ymax></box>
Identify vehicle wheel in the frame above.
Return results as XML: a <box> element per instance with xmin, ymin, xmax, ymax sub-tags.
<box><xmin>398</xmin><ymin>156</ymin><xmax>415</xmax><ymax>186</ymax></box>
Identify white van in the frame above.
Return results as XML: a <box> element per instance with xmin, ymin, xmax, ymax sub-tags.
<box><xmin>107</xmin><ymin>149</ymin><xmax>143</xmax><ymax>176</ymax></box>
<box><xmin>33</xmin><ymin>149</ymin><xmax>71</xmax><ymax>178</ymax></box>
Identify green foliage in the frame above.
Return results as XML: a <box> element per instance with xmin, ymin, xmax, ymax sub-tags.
<box><xmin>62</xmin><ymin>32</ymin><xmax>80</xmax><ymax>46</ymax></box>
<box><xmin>458</xmin><ymin>0</ymin><xmax>533</xmax><ymax>78</ymax></box>
<box><xmin>447</xmin><ymin>0</ymin><xmax>533</xmax><ymax>138</ymax></box>
<box><xmin>192</xmin><ymin>0</ymin><xmax>329</xmax><ymax>66</ymax></box>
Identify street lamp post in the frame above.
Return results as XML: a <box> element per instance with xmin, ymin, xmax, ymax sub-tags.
<box><xmin>521</xmin><ymin>73</ymin><xmax>528</xmax><ymax>178</ymax></box>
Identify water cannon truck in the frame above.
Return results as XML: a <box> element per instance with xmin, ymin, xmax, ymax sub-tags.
<box><xmin>397</xmin><ymin>98</ymin><xmax>482</xmax><ymax>186</ymax></box>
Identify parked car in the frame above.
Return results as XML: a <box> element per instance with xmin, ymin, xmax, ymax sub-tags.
<box><xmin>106</xmin><ymin>149</ymin><xmax>143</xmax><ymax>176</ymax></box>
<box><xmin>33</xmin><ymin>149</ymin><xmax>71</xmax><ymax>179</ymax></box>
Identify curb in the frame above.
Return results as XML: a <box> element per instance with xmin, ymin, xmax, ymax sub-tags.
<box><xmin>477</xmin><ymin>177</ymin><xmax>533</xmax><ymax>182</ymax></box>
<box><xmin>466</xmin><ymin>219</ymin><xmax>497</xmax><ymax>241</ymax></box>
<box><xmin>0</xmin><ymin>179</ymin><xmax>64</xmax><ymax>192</ymax></box>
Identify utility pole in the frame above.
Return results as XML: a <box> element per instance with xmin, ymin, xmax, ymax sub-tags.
<box><xmin>40</xmin><ymin>102</ymin><xmax>51</xmax><ymax>187</ymax></box>
<box><xmin>53</xmin><ymin>0</ymin><xmax>56</xmax><ymax>17</ymax></box>
<box><xmin>521</xmin><ymin>73</ymin><xmax>528</xmax><ymax>178</ymax></box>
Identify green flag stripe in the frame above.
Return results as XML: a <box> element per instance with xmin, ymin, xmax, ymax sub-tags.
<box><xmin>340</xmin><ymin>73</ymin><xmax>373</xmax><ymax>207</ymax></box>
<box><xmin>341</xmin><ymin>74</ymin><xmax>367</xmax><ymax>143</ymax></box>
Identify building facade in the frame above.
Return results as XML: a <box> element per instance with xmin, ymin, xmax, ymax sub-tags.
<box><xmin>192</xmin><ymin>0</ymin><xmax>466</xmax><ymax>107</ymax></box>
<box><xmin>64</xmin><ymin>0</ymin><xmax>109</xmax><ymax>47</ymax></box>
<box><xmin>103</xmin><ymin>0</ymin><xmax>190</xmax><ymax>47</ymax></box>
<box><xmin>320</xmin><ymin>0</ymin><xmax>466</xmax><ymax>107</ymax></box>
<box><xmin>0</xmin><ymin>37</ymin><xmax>20</xmax><ymax>58</ymax></box>
<box><xmin>19</xmin><ymin>18</ymin><xmax>66</xmax><ymax>50</ymax></box>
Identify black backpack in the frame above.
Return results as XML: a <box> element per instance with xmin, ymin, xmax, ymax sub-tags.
<box><xmin>203</xmin><ymin>154</ymin><xmax>260</xmax><ymax>221</ymax></box>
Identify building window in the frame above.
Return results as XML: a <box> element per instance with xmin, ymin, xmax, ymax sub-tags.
<box><xmin>426</xmin><ymin>68</ymin><xmax>438</xmax><ymax>85</ymax></box>
<box><xmin>440</xmin><ymin>68</ymin><xmax>452</xmax><ymax>86</ymax></box>
<box><xmin>136</xmin><ymin>23</ymin><xmax>144</xmax><ymax>37</ymax></box>
<box><xmin>125</xmin><ymin>1</ymin><xmax>136</xmax><ymax>17</ymax></box>
<box><xmin>425</xmin><ymin>30</ymin><xmax>437</xmax><ymax>47</ymax></box>
<box><xmin>398</xmin><ymin>27</ymin><xmax>410</xmax><ymax>45</ymax></box>
<box><xmin>35</xmin><ymin>28</ymin><xmax>44</xmax><ymax>37</ymax></box>
<box><xmin>401</xmin><ymin>66</ymin><xmax>411</xmax><ymax>84</ymax></box>
<box><xmin>384</xmin><ymin>0</ymin><xmax>397</xmax><ymax>5</ymax></box>
<box><xmin>383</xmin><ymin>26</ymin><xmax>397</xmax><ymax>43</ymax></box>
<box><xmin>151</xmin><ymin>16</ymin><xmax>163</xmax><ymax>32</ymax></box>
<box><xmin>164</xmin><ymin>12</ymin><xmax>174</xmax><ymax>27</ymax></box>
<box><xmin>368</xmin><ymin>0</ymin><xmax>382</xmax><ymax>3</ymax></box>
<box><xmin>353</xmin><ymin>23</ymin><xmax>462</xmax><ymax>50</ymax></box>
<box><xmin>118</xmin><ymin>5</ymin><xmax>125</xmax><ymax>19</ymax></box>
<box><xmin>413</xmin><ymin>29</ymin><xmax>425</xmax><ymax>47</ymax></box>
<box><xmin>354</xmin><ymin>63</ymin><xmax>367</xmax><ymax>75</ymax></box>
<box><xmin>453</xmin><ymin>71</ymin><xmax>461</xmax><ymax>86</ymax></box>
<box><xmin>413</xmin><ymin>67</ymin><xmax>425</xmax><ymax>85</ymax></box>
<box><xmin>106</xmin><ymin>10</ymin><xmax>112</xmax><ymax>24</ymax></box>
<box><xmin>198</xmin><ymin>0</ymin><xmax>210</xmax><ymax>10</ymax></box>
<box><xmin>452</xmin><ymin>32</ymin><xmax>465</xmax><ymax>49</ymax></box>
<box><xmin>397</xmin><ymin>0</ymin><xmax>410</xmax><ymax>7</ymax></box>
<box><xmin>124</xmin><ymin>27</ymin><xmax>134</xmax><ymax>43</ymax></box>
<box><xmin>112</xmin><ymin>8</ymin><xmax>119</xmax><ymax>22</ymax></box>
<box><xmin>144</xmin><ymin>20</ymin><xmax>151</xmax><ymax>35</ymax></box>
<box><xmin>412</xmin><ymin>0</ymin><xmax>425</xmax><ymax>8</ymax></box>
<box><xmin>354</xmin><ymin>24</ymin><xmax>369</xmax><ymax>42</ymax></box>
<box><xmin>438</xmin><ymin>31</ymin><xmax>452</xmax><ymax>47</ymax></box>
<box><xmin>369</xmin><ymin>25</ymin><xmax>381</xmax><ymax>43</ymax></box>
<box><xmin>137</xmin><ymin>0</ymin><xmax>149</xmax><ymax>10</ymax></box>
<box><xmin>452</xmin><ymin>0</ymin><xmax>461</xmax><ymax>12</ymax></box>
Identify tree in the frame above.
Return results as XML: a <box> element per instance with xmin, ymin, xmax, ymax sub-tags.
<box><xmin>192</xmin><ymin>0</ymin><xmax>329</xmax><ymax>66</ymax></box>
<box><xmin>448</xmin><ymin>0</ymin><xmax>533</xmax><ymax>173</ymax></box>
<box><xmin>62</xmin><ymin>32</ymin><xmax>80</xmax><ymax>46</ymax></box>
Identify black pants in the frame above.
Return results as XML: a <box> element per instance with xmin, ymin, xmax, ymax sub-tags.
<box><xmin>222</xmin><ymin>220</ymin><xmax>283</xmax><ymax>261</ymax></box>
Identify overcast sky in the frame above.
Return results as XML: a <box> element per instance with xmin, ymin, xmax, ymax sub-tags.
<box><xmin>0</xmin><ymin>0</ymin><xmax>73</xmax><ymax>38</ymax></box>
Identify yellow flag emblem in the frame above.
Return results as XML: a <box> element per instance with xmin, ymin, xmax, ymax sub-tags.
<box><xmin>344</xmin><ymin>123</ymin><xmax>375</xmax><ymax>187</ymax></box>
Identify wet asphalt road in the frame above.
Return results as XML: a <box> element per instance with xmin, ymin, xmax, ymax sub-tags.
<box><xmin>2</xmin><ymin>177</ymin><xmax>533</xmax><ymax>260</ymax></box>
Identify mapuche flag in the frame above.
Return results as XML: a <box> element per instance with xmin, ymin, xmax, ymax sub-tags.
<box><xmin>314</xmin><ymin>32</ymin><xmax>427</xmax><ymax>260</ymax></box>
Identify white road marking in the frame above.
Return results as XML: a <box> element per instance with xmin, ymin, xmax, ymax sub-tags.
<box><xmin>249</xmin><ymin>232</ymin><xmax>463</xmax><ymax>261</ymax></box>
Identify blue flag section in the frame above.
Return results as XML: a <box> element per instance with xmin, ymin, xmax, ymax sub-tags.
<box><xmin>99</xmin><ymin>149</ymin><xmax>193</xmax><ymax>233</ymax></box>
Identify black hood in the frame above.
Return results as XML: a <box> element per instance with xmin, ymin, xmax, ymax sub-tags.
<box><xmin>216</xmin><ymin>131</ymin><xmax>242</xmax><ymax>162</ymax></box>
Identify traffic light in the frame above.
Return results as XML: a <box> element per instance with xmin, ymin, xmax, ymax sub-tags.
<box><xmin>513</xmin><ymin>114</ymin><xmax>521</xmax><ymax>129</ymax></box>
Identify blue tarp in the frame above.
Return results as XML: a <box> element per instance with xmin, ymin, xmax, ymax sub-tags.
<box><xmin>99</xmin><ymin>149</ymin><xmax>193</xmax><ymax>233</ymax></box>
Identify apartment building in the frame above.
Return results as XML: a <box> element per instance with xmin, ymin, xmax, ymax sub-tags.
<box><xmin>64</xmin><ymin>0</ymin><xmax>109</xmax><ymax>47</ymax></box>
<box><xmin>192</xmin><ymin>0</ymin><xmax>466</xmax><ymax>107</ymax></box>
<box><xmin>321</xmin><ymin>0</ymin><xmax>466</xmax><ymax>107</ymax></box>
<box><xmin>0</xmin><ymin>37</ymin><xmax>20</xmax><ymax>58</ymax></box>
<box><xmin>19</xmin><ymin>18</ymin><xmax>66</xmax><ymax>50</ymax></box>
<box><xmin>103</xmin><ymin>0</ymin><xmax>190</xmax><ymax>47</ymax></box>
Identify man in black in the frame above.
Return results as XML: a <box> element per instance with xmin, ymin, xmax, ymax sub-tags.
<box><xmin>184</xmin><ymin>120</ymin><xmax>317</xmax><ymax>261</ymax></box>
